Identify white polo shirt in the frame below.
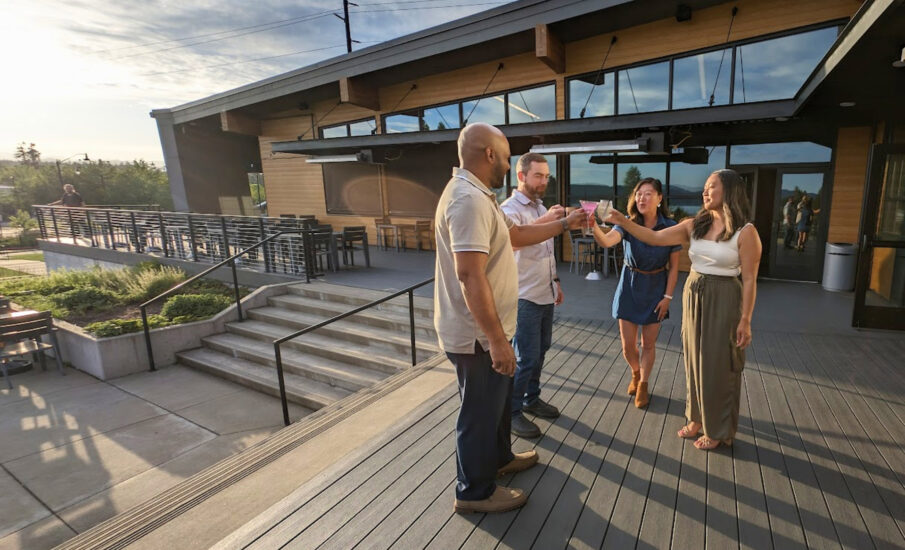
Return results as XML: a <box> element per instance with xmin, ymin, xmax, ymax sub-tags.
<box><xmin>433</xmin><ymin>168</ymin><xmax>518</xmax><ymax>354</ymax></box>
<box><xmin>500</xmin><ymin>189</ymin><xmax>558</xmax><ymax>305</ymax></box>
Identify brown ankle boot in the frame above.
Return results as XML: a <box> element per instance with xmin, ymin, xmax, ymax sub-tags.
<box><xmin>627</xmin><ymin>371</ymin><xmax>641</xmax><ymax>395</ymax></box>
<box><xmin>635</xmin><ymin>382</ymin><xmax>649</xmax><ymax>408</ymax></box>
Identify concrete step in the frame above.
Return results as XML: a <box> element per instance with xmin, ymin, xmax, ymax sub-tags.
<box><xmin>242</xmin><ymin>308</ymin><xmax>439</xmax><ymax>358</ymax></box>
<box><xmin>202</xmin><ymin>333</ymin><xmax>387</xmax><ymax>391</ymax></box>
<box><xmin>268</xmin><ymin>293</ymin><xmax>436</xmax><ymax>338</ymax></box>
<box><xmin>224</xmin><ymin>318</ymin><xmax>431</xmax><ymax>372</ymax></box>
<box><xmin>286</xmin><ymin>282</ymin><xmax>434</xmax><ymax>319</ymax></box>
<box><xmin>176</xmin><ymin>347</ymin><xmax>350</xmax><ymax>410</ymax></box>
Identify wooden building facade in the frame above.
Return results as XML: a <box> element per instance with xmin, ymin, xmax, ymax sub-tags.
<box><xmin>152</xmin><ymin>0</ymin><xmax>905</xmax><ymax>329</ymax></box>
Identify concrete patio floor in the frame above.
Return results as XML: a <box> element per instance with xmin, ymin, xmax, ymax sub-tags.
<box><xmin>0</xmin><ymin>364</ymin><xmax>309</xmax><ymax>550</ymax></box>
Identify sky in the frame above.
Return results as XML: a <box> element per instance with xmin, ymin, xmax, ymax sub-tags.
<box><xmin>0</xmin><ymin>0</ymin><xmax>508</xmax><ymax>165</ymax></box>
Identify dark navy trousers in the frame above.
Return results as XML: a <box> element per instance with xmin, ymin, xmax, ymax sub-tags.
<box><xmin>446</xmin><ymin>341</ymin><xmax>515</xmax><ymax>501</ymax></box>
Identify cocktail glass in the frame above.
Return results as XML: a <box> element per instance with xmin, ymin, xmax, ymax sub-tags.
<box><xmin>579</xmin><ymin>200</ymin><xmax>596</xmax><ymax>236</ymax></box>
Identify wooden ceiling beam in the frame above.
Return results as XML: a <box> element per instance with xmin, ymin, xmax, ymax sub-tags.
<box><xmin>219</xmin><ymin>110</ymin><xmax>261</xmax><ymax>136</ymax></box>
<box><xmin>339</xmin><ymin>77</ymin><xmax>380</xmax><ymax>111</ymax></box>
<box><xmin>535</xmin><ymin>23</ymin><xmax>565</xmax><ymax>74</ymax></box>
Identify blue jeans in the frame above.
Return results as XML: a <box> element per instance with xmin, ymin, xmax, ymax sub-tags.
<box><xmin>512</xmin><ymin>299</ymin><xmax>554</xmax><ymax>417</ymax></box>
<box><xmin>446</xmin><ymin>341</ymin><xmax>514</xmax><ymax>501</ymax></box>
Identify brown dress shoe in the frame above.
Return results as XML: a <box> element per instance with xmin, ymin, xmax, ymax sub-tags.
<box><xmin>498</xmin><ymin>450</ymin><xmax>539</xmax><ymax>476</ymax></box>
<box><xmin>635</xmin><ymin>381</ymin><xmax>649</xmax><ymax>408</ymax></box>
<box><xmin>627</xmin><ymin>370</ymin><xmax>641</xmax><ymax>395</ymax></box>
<box><xmin>454</xmin><ymin>485</ymin><xmax>527</xmax><ymax>514</ymax></box>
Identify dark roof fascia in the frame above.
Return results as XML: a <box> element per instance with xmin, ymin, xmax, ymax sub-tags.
<box><xmin>793</xmin><ymin>0</ymin><xmax>899</xmax><ymax>113</ymax></box>
<box><xmin>271</xmin><ymin>100</ymin><xmax>797</xmax><ymax>155</ymax></box>
<box><xmin>150</xmin><ymin>0</ymin><xmax>629</xmax><ymax>125</ymax></box>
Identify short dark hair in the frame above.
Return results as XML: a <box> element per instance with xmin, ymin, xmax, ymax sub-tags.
<box><xmin>516</xmin><ymin>153</ymin><xmax>548</xmax><ymax>175</ymax></box>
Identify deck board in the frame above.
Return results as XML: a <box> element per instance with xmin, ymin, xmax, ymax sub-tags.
<box><xmin>228</xmin><ymin>319</ymin><xmax>905</xmax><ymax>550</ymax></box>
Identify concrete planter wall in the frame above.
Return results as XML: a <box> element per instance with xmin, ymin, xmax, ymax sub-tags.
<box><xmin>48</xmin><ymin>282</ymin><xmax>294</xmax><ymax>380</ymax></box>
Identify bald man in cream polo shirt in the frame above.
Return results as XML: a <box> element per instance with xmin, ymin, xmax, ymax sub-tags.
<box><xmin>435</xmin><ymin>123</ymin><xmax>586</xmax><ymax>514</ymax></box>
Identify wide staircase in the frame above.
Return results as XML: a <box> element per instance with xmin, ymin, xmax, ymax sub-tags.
<box><xmin>176</xmin><ymin>282</ymin><xmax>438</xmax><ymax>410</ymax></box>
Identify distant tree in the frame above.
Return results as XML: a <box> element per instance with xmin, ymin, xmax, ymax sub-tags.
<box><xmin>14</xmin><ymin>142</ymin><xmax>41</xmax><ymax>167</ymax></box>
<box><xmin>622</xmin><ymin>165</ymin><xmax>641</xmax><ymax>192</ymax></box>
<box><xmin>9</xmin><ymin>209</ymin><xmax>37</xmax><ymax>244</ymax></box>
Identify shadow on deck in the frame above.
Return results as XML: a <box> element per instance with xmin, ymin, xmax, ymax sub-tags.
<box><xmin>214</xmin><ymin>317</ymin><xmax>905</xmax><ymax>549</ymax></box>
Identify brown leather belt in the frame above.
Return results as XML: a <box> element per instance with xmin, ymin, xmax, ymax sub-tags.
<box><xmin>625</xmin><ymin>264</ymin><xmax>667</xmax><ymax>275</ymax></box>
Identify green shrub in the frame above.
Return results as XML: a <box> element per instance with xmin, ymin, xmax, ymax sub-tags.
<box><xmin>53</xmin><ymin>287</ymin><xmax>118</xmax><ymax>314</ymax></box>
<box><xmin>85</xmin><ymin>314</ymin><xmax>170</xmax><ymax>337</ymax></box>
<box><xmin>122</xmin><ymin>264</ymin><xmax>186</xmax><ymax>302</ymax></box>
<box><xmin>161</xmin><ymin>293</ymin><xmax>232</xmax><ymax>321</ymax></box>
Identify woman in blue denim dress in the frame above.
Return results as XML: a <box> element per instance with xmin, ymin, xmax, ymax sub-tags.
<box><xmin>590</xmin><ymin>177</ymin><xmax>680</xmax><ymax>408</ymax></box>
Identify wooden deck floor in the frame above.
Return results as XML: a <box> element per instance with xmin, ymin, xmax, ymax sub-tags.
<box><xmin>223</xmin><ymin>318</ymin><xmax>905</xmax><ymax>549</ymax></box>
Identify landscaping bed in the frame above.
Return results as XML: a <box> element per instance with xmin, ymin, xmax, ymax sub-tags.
<box><xmin>0</xmin><ymin>262</ymin><xmax>247</xmax><ymax>336</ymax></box>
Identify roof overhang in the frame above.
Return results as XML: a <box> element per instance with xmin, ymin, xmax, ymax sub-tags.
<box><xmin>271</xmin><ymin>100</ymin><xmax>798</xmax><ymax>156</ymax></box>
<box><xmin>794</xmin><ymin>0</ymin><xmax>905</xmax><ymax>122</ymax></box>
<box><xmin>151</xmin><ymin>0</ymin><xmax>732</xmax><ymax>125</ymax></box>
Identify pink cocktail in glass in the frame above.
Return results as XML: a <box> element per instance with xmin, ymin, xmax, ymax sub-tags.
<box><xmin>579</xmin><ymin>200</ymin><xmax>596</xmax><ymax>236</ymax></box>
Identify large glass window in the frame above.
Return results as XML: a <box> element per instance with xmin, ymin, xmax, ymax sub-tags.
<box><xmin>423</xmin><ymin>104</ymin><xmax>460</xmax><ymax>131</ymax></box>
<box><xmin>384</xmin><ymin>112</ymin><xmax>420</xmax><ymax>134</ymax></box>
<box><xmin>618</xmin><ymin>61</ymin><xmax>669</xmax><ymax>114</ymax></box>
<box><xmin>730</xmin><ymin>142</ymin><xmax>832</xmax><ymax>164</ymax></box>
<box><xmin>666</xmin><ymin>197</ymin><xmax>703</xmax><ymax>221</ymax></box>
<box><xmin>569</xmin><ymin>73</ymin><xmax>615</xmax><ymax>118</ymax></box>
<box><xmin>462</xmin><ymin>95</ymin><xmax>505</xmax><ymax>125</ymax></box>
<box><xmin>670</xmin><ymin>146</ymin><xmax>727</xmax><ymax>195</ymax></box>
<box><xmin>617</xmin><ymin>158</ymin><xmax>667</xmax><ymax>212</ymax></box>
<box><xmin>672</xmin><ymin>49</ymin><xmax>732</xmax><ymax>109</ymax></box>
<box><xmin>321</xmin><ymin>125</ymin><xmax>348</xmax><ymax>139</ymax></box>
<box><xmin>570</xmin><ymin>155</ymin><xmax>615</xmax><ymax>205</ymax></box>
<box><xmin>733</xmin><ymin>26</ymin><xmax>838</xmax><ymax>103</ymax></box>
<box><xmin>348</xmin><ymin>119</ymin><xmax>376</xmax><ymax>136</ymax></box>
<box><xmin>508</xmin><ymin>84</ymin><xmax>555</xmax><ymax>124</ymax></box>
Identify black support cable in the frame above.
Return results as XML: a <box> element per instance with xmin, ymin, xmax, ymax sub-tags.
<box><xmin>737</xmin><ymin>44</ymin><xmax>746</xmax><ymax>102</ymax></box>
<box><xmin>579</xmin><ymin>35</ymin><xmax>617</xmax><ymax>118</ymax></box>
<box><xmin>388</xmin><ymin>84</ymin><xmax>418</xmax><ymax>113</ymax></box>
<box><xmin>297</xmin><ymin>101</ymin><xmax>341</xmax><ymax>140</ymax></box>
<box><xmin>463</xmin><ymin>63</ymin><xmax>504</xmax><ymax>124</ymax></box>
<box><xmin>709</xmin><ymin>6</ymin><xmax>738</xmax><ymax>107</ymax></box>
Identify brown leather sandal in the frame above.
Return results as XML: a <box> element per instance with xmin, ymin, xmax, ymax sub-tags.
<box><xmin>677</xmin><ymin>424</ymin><xmax>701</xmax><ymax>439</ymax></box>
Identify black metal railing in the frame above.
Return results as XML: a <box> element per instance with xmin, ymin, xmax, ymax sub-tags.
<box><xmin>33</xmin><ymin>205</ymin><xmax>323</xmax><ymax>278</ymax></box>
<box><xmin>272</xmin><ymin>277</ymin><xmax>434</xmax><ymax>426</ymax></box>
<box><xmin>139</xmin><ymin>229</ymin><xmax>317</xmax><ymax>371</ymax></box>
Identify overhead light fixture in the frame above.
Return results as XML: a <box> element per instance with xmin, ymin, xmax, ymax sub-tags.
<box><xmin>305</xmin><ymin>150</ymin><xmax>373</xmax><ymax>164</ymax></box>
<box><xmin>893</xmin><ymin>46</ymin><xmax>905</xmax><ymax>68</ymax></box>
<box><xmin>775</xmin><ymin>116</ymin><xmax>790</xmax><ymax>122</ymax></box>
<box><xmin>530</xmin><ymin>139</ymin><xmax>644</xmax><ymax>155</ymax></box>
<box><xmin>839</xmin><ymin>101</ymin><xmax>856</xmax><ymax>107</ymax></box>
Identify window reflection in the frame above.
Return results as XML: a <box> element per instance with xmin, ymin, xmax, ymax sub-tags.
<box><xmin>423</xmin><ymin>104</ymin><xmax>459</xmax><ymax>130</ymax></box>
<box><xmin>462</xmin><ymin>95</ymin><xmax>505</xmax><ymax>125</ymax></box>
<box><xmin>733</xmin><ymin>26</ymin><xmax>838</xmax><ymax>103</ymax></box>
<box><xmin>672</xmin><ymin>49</ymin><xmax>731</xmax><ymax>109</ymax></box>
<box><xmin>570</xmin><ymin>155</ymin><xmax>614</xmax><ymax>204</ymax></box>
<box><xmin>670</xmin><ymin>146</ymin><xmax>727</xmax><ymax>195</ymax></box>
<box><xmin>508</xmin><ymin>85</ymin><xmax>555</xmax><ymax>124</ymax></box>
<box><xmin>569</xmin><ymin>73</ymin><xmax>615</xmax><ymax>118</ymax></box>
<box><xmin>348</xmin><ymin>119</ymin><xmax>376</xmax><ymax>136</ymax></box>
<box><xmin>617</xmin><ymin>159</ymin><xmax>666</xmax><ymax>199</ymax></box>
<box><xmin>321</xmin><ymin>125</ymin><xmax>347</xmax><ymax>139</ymax></box>
<box><xmin>384</xmin><ymin>112</ymin><xmax>420</xmax><ymax>134</ymax></box>
<box><xmin>666</xmin><ymin>197</ymin><xmax>702</xmax><ymax>221</ymax></box>
<box><xmin>730</xmin><ymin>142</ymin><xmax>831</xmax><ymax>164</ymax></box>
<box><xmin>618</xmin><ymin>61</ymin><xmax>669</xmax><ymax>114</ymax></box>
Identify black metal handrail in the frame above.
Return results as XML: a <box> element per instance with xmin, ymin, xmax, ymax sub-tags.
<box><xmin>272</xmin><ymin>277</ymin><xmax>434</xmax><ymax>426</ymax></box>
<box><xmin>139</xmin><ymin>229</ymin><xmax>316</xmax><ymax>371</ymax></box>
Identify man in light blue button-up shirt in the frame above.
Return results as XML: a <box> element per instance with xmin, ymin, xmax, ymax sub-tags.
<box><xmin>500</xmin><ymin>153</ymin><xmax>564</xmax><ymax>438</ymax></box>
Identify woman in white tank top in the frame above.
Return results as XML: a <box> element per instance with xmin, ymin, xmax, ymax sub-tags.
<box><xmin>605</xmin><ymin>169</ymin><xmax>762</xmax><ymax>450</ymax></box>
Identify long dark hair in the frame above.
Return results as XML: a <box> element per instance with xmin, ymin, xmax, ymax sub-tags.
<box><xmin>692</xmin><ymin>169</ymin><xmax>751</xmax><ymax>241</ymax></box>
<box><xmin>626</xmin><ymin>177</ymin><xmax>670</xmax><ymax>223</ymax></box>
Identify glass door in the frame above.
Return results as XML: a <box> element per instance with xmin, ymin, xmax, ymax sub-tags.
<box><xmin>770</xmin><ymin>168</ymin><xmax>828</xmax><ymax>281</ymax></box>
<box><xmin>853</xmin><ymin>144</ymin><xmax>905</xmax><ymax>329</ymax></box>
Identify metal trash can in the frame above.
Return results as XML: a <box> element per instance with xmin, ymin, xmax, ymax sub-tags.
<box><xmin>822</xmin><ymin>242</ymin><xmax>858</xmax><ymax>292</ymax></box>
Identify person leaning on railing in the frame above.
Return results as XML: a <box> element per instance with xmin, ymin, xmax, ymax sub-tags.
<box><xmin>48</xmin><ymin>184</ymin><xmax>84</xmax><ymax>207</ymax></box>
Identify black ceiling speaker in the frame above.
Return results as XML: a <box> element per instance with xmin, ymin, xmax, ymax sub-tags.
<box><xmin>676</xmin><ymin>4</ymin><xmax>692</xmax><ymax>22</ymax></box>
